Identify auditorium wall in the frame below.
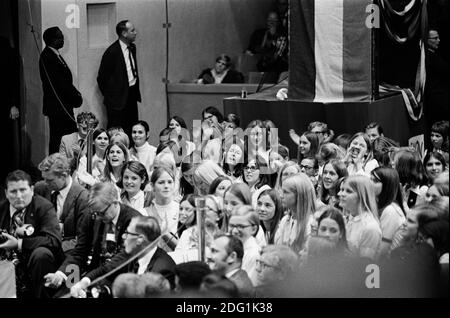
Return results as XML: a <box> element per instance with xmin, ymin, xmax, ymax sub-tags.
<box><xmin>18</xmin><ymin>0</ymin><xmax>272</xmax><ymax>170</ymax></box>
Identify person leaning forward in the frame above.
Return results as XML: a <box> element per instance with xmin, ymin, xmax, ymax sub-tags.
<box><xmin>43</xmin><ymin>182</ymin><xmax>140</xmax><ymax>295</ymax></box>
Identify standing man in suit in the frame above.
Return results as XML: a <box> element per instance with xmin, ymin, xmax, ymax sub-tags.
<box><xmin>97</xmin><ymin>20</ymin><xmax>141</xmax><ymax>137</ymax></box>
<box><xmin>0</xmin><ymin>170</ymin><xmax>63</xmax><ymax>298</ymax></box>
<box><xmin>208</xmin><ymin>234</ymin><xmax>254</xmax><ymax>297</ymax></box>
<box><xmin>70</xmin><ymin>215</ymin><xmax>176</xmax><ymax>297</ymax></box>
<box><xmin>39</xmin><ymin>27</ymin><xmax>83</xmax><ymax>154</ymax></box>
<box><xmin>34</xmin><ymin>153</ymin><xmax>90</xmax><ymax>253</ymax></box>
<box><xmin>43</xmin><ymin>182</ymin><xmax>140</xmax><ymax>293</ymax></box>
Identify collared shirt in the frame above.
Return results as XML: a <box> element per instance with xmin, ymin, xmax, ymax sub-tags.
<box><xmin>119</xmin><ymin>39</ymin><xmax>137</xmax><ymax>86</ymax></box>
<box><xmin>122</xmin><ymin>190</ymin><xmax>146</xmax><ymax>215</ymax></box>
<box><xmin>225</xmin><ymin>268</ymin><xmax>240</xmax><ymax>279</ymax></box>
<box><xmin>137</xmin><ymin>246</ymin><xmax>158</xmax><ymax>275</ymax></box>
<box><xmin>48</xmin><ymin>46</ymin><xmax>66</xmax><ymax>66</ymax></box>
<box><xmin>53</xmin><ymin>177</ymin><xmax>72</xmax><ymax>220</ymax></box>
<box><xmin>346</xmin><ymin>212</ymin><xmax>381</xmax><ymax>260</ymax></box>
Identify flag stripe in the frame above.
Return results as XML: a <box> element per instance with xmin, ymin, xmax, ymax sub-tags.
<box><xmin>314</xmin><ymin>0</ymin><xmax>344</xmax><ymax>102</ymax></box>
<box><xmin>288</xmin><ymin>0</ymin><xmax>316</xmax><ymax>101</ymax></box>
<box><xmin>342</xmin><ymin>0</ymin><xmax>372</xmax><ymax>101</ymax></box>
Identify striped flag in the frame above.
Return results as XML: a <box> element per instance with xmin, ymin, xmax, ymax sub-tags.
<box><xmin>289</xmin><ymin>0</ymin><xmax>374</xmax><ymax>102</ymax></box>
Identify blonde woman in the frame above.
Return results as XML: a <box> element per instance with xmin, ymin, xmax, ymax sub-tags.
<box><xmin>338</xmin><ymin>175</ymin><xmax>381</xmax><ymax>260</ymax></box>
<box><xmin>275</xmin><ymin>173</ymin><xmax>317</xmax><ymax>253</ymax></box>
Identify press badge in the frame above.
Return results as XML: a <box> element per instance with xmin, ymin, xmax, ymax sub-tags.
<box><xmin>106</xmin><ymin>233</ymin><xmax>116</xmax><ymax>242</ymax></box>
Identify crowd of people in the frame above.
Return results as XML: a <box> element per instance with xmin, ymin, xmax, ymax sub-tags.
<box><xmin>0</xmin><ymin>103</ymin><xmax>448</xmax><ymax>298</ymax></box>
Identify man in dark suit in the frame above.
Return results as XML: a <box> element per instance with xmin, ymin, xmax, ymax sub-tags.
<box><xmin>0</xmin><ymin>170</ymin><xmax>63</xmax><ymax>298</ymax></box>
<box><xmin>70</xmin><ymin>215</ymin><xmax>176</xmax><ymax>298</ymax></box>
<box><xmin>208</xmin><ymin>234</ymin><xmax>254</xmax><ymax>297</ymax></box>
<box><xmin>39</xmin><ymin>27</ymin><xmax>82</xmax><ymax>154</ymax></box>
<box><xmin>34</xmin><ymin>153</ymin><xmax>89</xmax><ymax>253</ymax></box>
<box><xmin>97</xmin><ymin>20</ymin><xmax>141</xmax><ymax>137</ymax></box>
<box><xmin>43</xmin><ymin>182</ymin><xmax>140</xmax><ymax>293</ymax></box>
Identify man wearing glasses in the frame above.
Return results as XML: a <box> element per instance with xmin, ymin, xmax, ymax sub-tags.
<box><xmin>44</xmin><ymin>182</ymin><xmax>140</xmax><ymax>293</ymax></box>
<box><xmin>207</xmin><ymin>234</ymin><xmax>254</xmax><ymax>297</ymax></box>
<box><xmin>70</xmin><ymin>215</ymin><xmax>176</xmax><ymax>298</ymax></box>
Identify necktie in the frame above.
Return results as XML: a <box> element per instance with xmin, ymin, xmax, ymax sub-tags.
<box><xmin>127</xmin><ymin>46</ymin><xmax>137</xmax><ymax>78</ymax></box>
<box><xmin>10</xmin><ymin>209</ymin><xmax>25</xmax><ymax>236</ymax></box>
<box><xmin>50</xmin><ymin>191</ymin><xmax>60</xmax><ymax>211</ymax></box>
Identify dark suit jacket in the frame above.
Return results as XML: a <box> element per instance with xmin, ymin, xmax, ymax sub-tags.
<box><xmin>97</xmin><ymin>40</ymin><xmax>141</xmax><ymax>111</ymax></box>
<box><xmin>39</xmin><ymin>46</ymin><xmax>82</xmax><ymax>118</ymax></box>
<box><xmin>0</xmin><ymin>195</ymin><xmax>63</xmax><ymax>261</ymax></box>
<box><xmin>33</xmin><ymin>180</ymin><xmax>89</xmax><ymax>252</ymax></box>
<box><xmin>85</xmin><ymin>247</ymin><xmax>176</xmax><ymax>289</ymax></box>
<box><xmin>229</xmin><ymin>269</ymin><xmax>254</xmax><ymax>298</ymax></box>
<box><xmin>58</xmin><ymin>203</ymin><xmax>140</xmax><ymax>275</ymax></box>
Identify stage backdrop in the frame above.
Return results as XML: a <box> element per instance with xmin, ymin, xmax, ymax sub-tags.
<box><xmin>289</xmin><ymin>0</ymin><xmax>374</xmax><ymax>102</ymax></box>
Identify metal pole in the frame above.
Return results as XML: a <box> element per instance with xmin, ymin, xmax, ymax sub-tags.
<box><xmin>86</xmin><ymin>128</ymin><xmax>94</xmax><ymax>174</ymax></box>
<box><xmin>195</xmin><ymin>197</ymin><xmax>206</xmax><ymax>262</ymax></box>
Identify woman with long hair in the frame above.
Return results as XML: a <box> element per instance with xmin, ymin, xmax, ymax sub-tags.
<box><xmin>274</xmin><ymin>161</ymin><xmax>301</xmax><ymax>197</ymax></box>
<box><xmin>338</xmin><ymin>175</ymin><xmax>381</xmax><ymax>260</ymax></box>
<box><xmin>316</xmin><ymin>207</ymin><xmax>349</xmax><ymax>252</ymax></box>
<box><xmin>222</xmin><ymin>140</ymin><xmax>245</xmax><ymax>182</ymax></box>
<box><xmin>144</xmin><ymin>165</ymin><xmax>179</xmax><ymax>251</ymax></box>
<box><xmin>344</xmin><ymin>132</ymin><xmax>378</xmax><ymax>176</ymax></box>
<box><xmin>370</xmin><ymin>167</ymin><xmax>406</xmax><ymax>257</ymax></box>
<box><xmin>317</xmin><ymin>159</ymin><xmax>348</xmax><ymax>207</ymax></box>
<box><xmin>423</xmin><ymin>151</ymin><xmax>446</xmax><ymax>186</ymax></box>
<box><xmin>75</xmin><ymin>128</ymin><xmax>109</xmax><ymax>187</ymax></box>
<box><xmin>393</xmin><ymin>148</ymin><xmax>428</xmax><ymax>208</ymax></box>
<box><xmin>275</xmin><ymin>173</ymin><xmax>317</xmax><ymax>253</ymax></box>
<box><xmin>176</xmin><ymin>194</ymin><xmax>197</xmax><ymax>238</ymax></box>
<box><xmin>243</xmin><ymin>158</ymin><xmax>271</xmax><ymax>208</ymax></box>
<box><xmin>297</xmin><ymin>131</ymin><xmax>320</xmax><ymax>163</ymax></box>
<box><xmin>256</xmin><ymin>189</ymin><xmax>284</xmax><ymax>244</ymax></box>
<box><xmin>201</xmin><ymin>106</ymin><xmax>224</xmax><ymax>164</ymax></box>
<box><xmin>102</xmin><ymin>141</ymin><xmax>130</xmax><ymax>186</ymax></box>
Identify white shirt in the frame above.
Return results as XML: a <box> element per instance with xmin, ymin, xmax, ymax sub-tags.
<box><xmin>274</xmin><ymin>214</ymin><xmax>314</xmax><ymax>248</ymax></box>
<box><xmin>129</xmin><ymin>142</ymin><xmax>157</xmax><ymax>175</ymax></box>
<box><xmin>119</xmin><ymin>39</ymin><xmax>137</xmax><ymax>86</ymax></box>
<box><xmin>54</xmin><ymin>177</ymin><xmax>72</xmax><ymax>220</ymax></box>
<box><xmin>121</xmin><ymin>190</ymin><xmax>147</xmax><ymax>215</ymax></box>
<box><xmin>346</xmin><ymin>212</ymin><xmax>381</xmax><ymax>260</ymax></box>
<box><xmin>347</xmin><ymin>158</ymin><xmax>379</xmax><ymax>177</ymax></box>
<box><xmin>145</xmin><ymin>200</ymin><xmax>179</xmax><ymax>235</ymax></box>
<box><xmin>137</xmin><ymin>246</ymin><xmax>158</xmax><ymax>275</ymax></box>
<box><xmin>225</xmin><ymin>268</ymin><xmax>240</xmax><ymax>279</ymax></box>
<box><xmin>211</xmin><ymin>68</ymin><xmax>229</xmax><ymax>84</ymax></box>
<box><xmin>242</xmin><ymin>236</ymin><xmax>261</xmax><ymax>286</ymax></box>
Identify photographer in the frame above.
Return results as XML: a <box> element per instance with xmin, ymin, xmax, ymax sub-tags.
<box><xmin>70</xmin><ymin>215</ymin><xmax>176</xmax><ymax>298</ymax></box>
<box><xmin>44</xmin><ymin>182</ymin><xmax>140</xmax><ymax>294</ymax></box>
<box><xmin>0</xmin><ymin>170</ymin><xmax>63</xmax><ymax>298</ymax></box>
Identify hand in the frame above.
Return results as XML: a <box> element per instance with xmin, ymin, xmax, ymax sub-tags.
<box><xmin>289</xmin><ymin>129</ymin><xmax>300</xmax><ymax>146</ymax></box>
<box><xmin>276</xmin><ymin>88</ymin><xmax>288</xmax><ymax>100</ymax></box>
<box><xmin>70</xmin><ymin>278</ymin><xmax>90</xmax><ymax>298</ymax></box>
<box><xmin>10</xmin><ymin>106</ymin><xmax>19</xmax><ymax>120</ymax></box>
<box><xmin>72</xmin><ymin>143</ymin><xmax>82</xmax><ymax>155</ymax></box>
<box><xmin>44</xmin><ymin>271</ymin><xmax>66</xmax><ymax>289</ymax></box>
<box><xmin>0</xmin><ymin>232</ymin><xmax>18</xmax><ymax>250</ymax></box>
<box><xmin>15</xmin><ymin>224</ymin><xmax>34</xmax><ymax>238</ymax></box>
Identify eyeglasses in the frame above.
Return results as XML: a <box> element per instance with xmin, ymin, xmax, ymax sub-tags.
<box><xmin>124</xmin><ymin>230</ymin><xmax>140</xmax><ymax>237</ymax></box>
<box><xmin>229</xmin><ymin>224</ymin><xmax>253</xmax><ymax>230</ymax></box>
<box><xmin>204</xmin><ymin>114</ymin><xmax>214</xmax><ymax>120</ymax></box>
<box><xmin>370</xmin><ymin>174</ymin><xmax>381</xmax><ymax>183</ymax></box>
<box><xmin>300</xmin><ymin>165</ymin><xmax>314</xmax><ymax>170</ymax></box>
<box><xmin>244</xmin><ymin>166</ymin><xmax>258</xmax><ymax>171</ymax></box>
<box><xmin>92</xmin><ymin>203</ymin><xmax>112</xmax><ymax>217</ymax></box>
<box><xmin>256</xmin><ymin>259</ymin><xmax>278</xmax><ymax>270</ymax></box>
<box><xmin>313</xmin><ymin>131</ymin><xmax>325</xmax><ymax>135</ymax></box>
<box><xmin>428</xmin><ymin>36</ymin><xmax>439</xmax><ymax>40</ymax></box>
